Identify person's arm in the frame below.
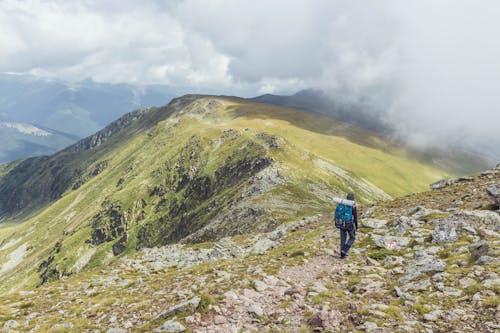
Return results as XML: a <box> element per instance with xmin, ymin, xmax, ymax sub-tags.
<box><xmin>354</xmin><ymin>206</ymin><xmax>358</xmax><ymax>230</ymax></box>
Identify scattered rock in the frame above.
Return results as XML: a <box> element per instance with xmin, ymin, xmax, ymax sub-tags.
<box><xmin>107</xmin><ymin>328</ymin><xmax>126</xmax><ymax>333</ymax></box>
<box><xmin>486</xmin><ymin>184</ymin><xmax>500</xmax><ymax>206</ymax></box>
<box><xmin>285</xmin><ymin>286</ymin><xmax>306</xmax><ymax>296</ymax></box>
<box><xmin>424</xmin><ymin>310</ymin><xmax>443</xmax><ymax>322</ymax></box>
<box><xmin>253</xmin><ymin>280</ymin><xmax>268</xmax><ymax>292</ymax></box>
<box><xmin>157</xmin><ymin>296</ymin><xmax>200</xmax><ymax>319</ymax></box>
<box><xmin>250</xmin><ymin>238</ymin><xmax>277</xmax><ymax>255</ymax></box>
<box><xmin>371</xmin><ymin>234</ymin><xmax>411</xmax><ymax>250</ymax></box>
<box><xmin>430</xmin><ymin>178</ymin><xmax>457</xmax><ymax>190</ymax></box>
<box><xmin>3</xmin><ymin>320</ymin><xmax>20</xmax><ymax>330</ymax></box>
<box><xmin>402</xmin><ymin>278</ymin><xmax>431</xmax><ymax>291</ymax></box>
<box><xmin>481</xmin><ymin>278</ymin><xmax>500</xmax><ymax>289</ymax></box>
<box><xmin>310</xmin><ymin>282</ymin><xmax>328</xmax><ymax>293</ymax></box>
<box><xmin>307</xmin><ymin>310</ymin><xmax>342</xmax><ymax>331</ymax></box>
<box><xmin>432</xmin><ymin>219</ymin><xmax>459</xmax><ymax>243</ymax></box>
<box><xmin>361</xmin><ymin>218</ymin><xmax>387</xmax><ymax>229</ymax></box>
<box><xmin>154</xmin><ymin>320</ymin><xmax>186</xmax><ymax>333</ymax></box>
<box><xmin>459</xmin><ymin>277</ymin><xmax>477</xmax><ymax>289</ymax></box>
<box><xmin>248</xmin><ymin>303</ymin><xmax>264</xmax><ymax>317</ymax></box>
<box><xmin>468</xmin><ymin>240</ymin><xmax>489</xmax><ymax>261</ymax></box>
<box><xmin>477</xmin><ymin>256</ymin><xmax>499</xmax><ymax>265</ymax></box>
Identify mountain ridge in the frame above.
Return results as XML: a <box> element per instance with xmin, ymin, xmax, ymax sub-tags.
<box><xmin>0</xmin><ymin>94</ymin><xmax>453</xmax><ymax>295</ymax></box>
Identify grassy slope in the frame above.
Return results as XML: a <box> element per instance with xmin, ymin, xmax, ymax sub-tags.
<box><xmin>0</xmin><ymin>170</ymin><xmax>497</xmax><ymax>332</ymax></box>
<box><xmin>0</xmin><ymin>96</ymin><xmax>449</xmax><ymax>295</ymax></box>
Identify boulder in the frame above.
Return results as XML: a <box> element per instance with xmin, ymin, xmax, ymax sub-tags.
<box><xmin>307</xmin><ymin>310</ymin><xmax>342</xmax><ymax>331</ymax></box>
<box><xmin>250</xmin><ymin>238</ymin><xmax>277</xmax><ymax>255</ymax></box>
<box><xmin>154</xmin><ymin>321</ymin><xmax>186</xmax><ymax>333</ymax></box>
<box><xmin>432</xmin><ymin>218</ymin><xmax>459</xmax><ymax>243</ymax></box>
<box><xmin>399</xmin><ymin>251</ymin><xmax>445</xmax><ymax>283</ymax></box>
<box><xmin>3</xmin><ymin>320</ymin><xmax>20</xmax><ymax>330</ymax></box>
<box><xmin>156</xmin><ymin>296</ymin><xmax>200</xmax><ymax>319</ymax></box>
<box><xmin>486</xmin><ymin>184</ymin><xmax>500</xmax><ymax>206</ymax></box>
<box><xmin>481</xmin><ymin>278</ymin><xmax>500</xmax><ymax>289</ymax></box>
<box><xmin>253</xmin><ymin>280</ymin><xmax>268</xmax><ymax>292</ymax></box>
<box><xmin>403</xmin><ymin>278</ymin><xmax>431</xmax><ymax>291</ymax></box>
<box><xmin>468</xmin><ymin>240</ymin><xmax>489</xmax><ymax>261</ymax></box>
<box><xmin>361</xmin><ymin>218</ymin><xmax>387</xmax><ymax>229</ymax></box>
<box><xmin>424</xmin><ymin>310</ymin><xmax>443</xmax><ymax>322</ymax></box>
<box><xmin>477</xmin><ymin>256</ymin><xmax>499</xmax><ymax>265</ymax></box>
<box><xmin>371</xmin><ymin>234</ymin><xmax>411</xmax><ymax>250</ymax></box>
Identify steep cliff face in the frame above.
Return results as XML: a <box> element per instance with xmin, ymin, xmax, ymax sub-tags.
<box><xmin>0</xmin><ymin>95</ymin><xmax>450</xmax><ymax>293</ymax></box>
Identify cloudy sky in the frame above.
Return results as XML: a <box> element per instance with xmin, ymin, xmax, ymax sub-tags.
<box><xmin>1</xmin><ymin>0</ymin><xmax>499</xmax><ymax>157</ymax></box>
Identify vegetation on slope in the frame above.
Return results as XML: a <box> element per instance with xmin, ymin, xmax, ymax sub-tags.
<box><xmin>0</xmin><ymin>95</ymin><xmax>450</xmax><ymax>295</ymax></box>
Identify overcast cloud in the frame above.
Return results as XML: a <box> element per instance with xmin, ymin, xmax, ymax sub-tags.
<box><xmin>1</xmin><ymin>0</ymin><xmax>499</xmax><ymax>158</ymax></box>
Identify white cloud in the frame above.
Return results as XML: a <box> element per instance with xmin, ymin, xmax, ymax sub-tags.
<box><xmin>0</xmin><ymin>0</ymin><xmax>499</xmax><ymax>157</ymax></box>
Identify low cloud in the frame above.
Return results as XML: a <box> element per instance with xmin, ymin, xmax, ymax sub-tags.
<box><xmin>1</xmin><ymin>0</ymin><xmax>499</xmax><ymax>159</ymax></box>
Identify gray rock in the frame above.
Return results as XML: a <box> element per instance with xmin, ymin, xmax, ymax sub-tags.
<box><xmin>394</xmin><ymin>286</ymin><xmax>403</xmax><ymax>297</ymax></box>
<box><xmin>154</xmin><ymin>320</ymin><xmax>186</xmax><ymax>332</ymax></box>
<box><xmin>402</xmin><ymin>278</ymin><xmax>431</xmax><ymax>291</ymax></box>
<box><xmin>371</xmin><ymin>234</ymin><xmax>411</xmax><ymax>250</ymax></box>
<box><xmin>409</xmin><ymin>206</ymin><xmax>443</xmax><ymax>220</ymax></box>
<box><xmin>310</xmin><ymin>282</ymin><xmax>329</xmax><ymax>293</ymax></box>
<box><xmin>3</xmin><ymin>320</ymin><xmax>20</xmax><ymax>330</ymax></box>
<box><xmin>430</xmin><ymin>178</ymin><xmax>457</xmax><ymax>190</ymax></box>
<box><xmin>384</xmin><ymin>255</ymin><xmax>404</xmax><ymax>267</ymax></box>
<box><xmin>250</xmin><ymin>238</ymin><xmax>277</xmax><ymax>255</ymax></box>
<box><xmin>307</xmin><ymin>310</ymin><xmax>342</xmax><ymax>331</ymax></box>
<box><xmin>468</xmin><ymin>240</ymin><xmax>489</xmax><ymax>261</ymax></box>
<box><xmin>389</xmin><ymin>216</ymin><xmax>423</xmax><ymax>235</ymax></box>
<box><xmin>443</xmin><ymin>287</ymin><xmax>462</xmax><ymax>297</ymax></box>
<box><xmin>481</xmin><ymin>278</ymin><xmax>500</xmax><ymax>289</ymax></box>
<box><xmin>107</xmin><ymin>329</ymin><xmax>126</xmax><ymax>333</ymax></box>
<box><xmin>477</xmin><ymin>256</ymin><xmax>499</xmax><ymax>265</ymax></box>
<box><xmin>462</xmin><ymin>210</ymin><xmax>500</xmax><ymax>230</ymax></box>
<box><xmin>364</xmin><ymin>322</ymin><xmax>378</xmax><ymax>332</ymax></box>
<box><xmin>248</xmin><ymin>303</ymin><xmax>264</xmax><ymax>317</ymax></box>
<box><xmin>400</xmin><ymin>251</ymin><xmax>446</xmax><ymax>284</ymax></box>
<box><xmin>486</xmin><ymin>184</ymin><xmax>500</xmax><ymax>206</ymax></box>
<box><xmin>459</xmin><ymin>277</ymin><xmax>477</xmax><ymax>288</ymax></box>
<box><xmin>432</xmin><ymin>218</ymin><xmax>459</xmax><ymax>243</ymax></box>
<box><xmin>157</xmin><ymin>296</ymin><xmax>200</xmax><ymax>319</ymax></box>
<box><xmin>424</xmin><ymin>310</ymin><xmax>442</xmax><ymax>322</ymax></box>
<box><xmin>253</xmin><ymin>280</ymin><xmax>268</xmax><ymax>292</ymax></box>
<box><xmin>361</xmin><ymin>218</ymin><xmax>387</xmax><ymax>229</ymax></box>
<box><xmin>431</xmin><ymin>272</ymin><xmax>446</xmax><ymax>282</ymax></box>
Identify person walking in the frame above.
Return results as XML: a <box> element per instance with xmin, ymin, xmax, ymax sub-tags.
<box><xmin>334</xmin><ymin>192</ymin><xmax>358</xmax><ymax>259</ymax></box>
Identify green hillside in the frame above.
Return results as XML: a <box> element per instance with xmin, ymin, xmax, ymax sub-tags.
<box><xmin>0</xmin><ymin>95</ymin><xmax>449</xmax><ymax>294</ymax></box>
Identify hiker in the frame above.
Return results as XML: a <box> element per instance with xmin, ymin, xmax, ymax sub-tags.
<box><xmin>334</xmin><ymin>192</ymin><xmax>358</xmax><ymax>259</ymax></box>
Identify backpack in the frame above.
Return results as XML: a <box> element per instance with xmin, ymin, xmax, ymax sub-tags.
<box><xmin>334</xmin><ymin>204</ymin><xmax>353</xmax><ymax>229</ymax></box>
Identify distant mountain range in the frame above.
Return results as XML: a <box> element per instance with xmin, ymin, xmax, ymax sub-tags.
<box><xmin>0</xmin><ymin>73</ymin><xmax>177</xmax><ymax>163</ymax></box>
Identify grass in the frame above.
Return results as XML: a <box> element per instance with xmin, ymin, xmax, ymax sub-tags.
<box><xmin>0</xmin><ymin>96</ymin><xmax>452</xmax><ymax>296</ymax></box>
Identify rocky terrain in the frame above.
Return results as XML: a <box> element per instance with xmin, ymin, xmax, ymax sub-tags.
<box><xmin>0</xmin><ymin>95</ymin><xmax>450</xmax><ymax>296</ymax></box>
<box><xmin>0</xmin><ymin>164</ymin><xmax>498</xmax><ymax>332</ymax></box>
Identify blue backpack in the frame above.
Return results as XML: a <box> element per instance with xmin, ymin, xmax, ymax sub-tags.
<box><xmin>334</xmin><ymin>204</ymin><xmax>353</xmax><ymax>229</ymax></box>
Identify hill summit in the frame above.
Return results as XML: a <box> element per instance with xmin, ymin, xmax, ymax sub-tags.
<box><xmin>1</xmin><ymin>94</ymin><xmax>450</xmax><ymax>295</ymax></box>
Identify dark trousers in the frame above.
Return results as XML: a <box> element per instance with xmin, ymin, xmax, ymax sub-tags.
<box><xmin>340</xmin><ymin>225</ymin><xmax>356</xmax><ymax>255</ymax></box>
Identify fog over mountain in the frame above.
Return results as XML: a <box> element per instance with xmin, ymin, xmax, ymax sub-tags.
<box><xmin>1</xmin><ymin>0</ymin><xmax>499</xmax><ymax>160</ymax></box>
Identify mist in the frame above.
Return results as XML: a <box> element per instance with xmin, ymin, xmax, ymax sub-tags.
<box><xmin>1</xmin><ymin>0</ymin><xmax>499</xmax><ymax>160</ymax></box>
